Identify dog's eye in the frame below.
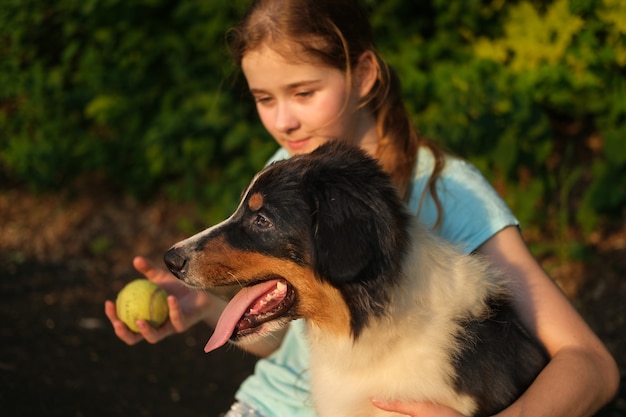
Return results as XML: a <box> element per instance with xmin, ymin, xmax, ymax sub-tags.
<box><xmin>253</xmin><ymin>214</ymin><xmax>272</xmax><ymax>229</ymax></box>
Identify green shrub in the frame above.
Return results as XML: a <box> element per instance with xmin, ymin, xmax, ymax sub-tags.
<box><xmin>1</xmin><ymin>0</ymin><xmax>624</xmax><ymax>249</ymax></box>
<box><xmin>0</xmin><ymin>0</ymin><xmax>275</xmax><ymax>222</ymax></box>
<box><xmin>371</xmin><ymin>0</ymin><xmax>625</xmax><ymax>257</ymax></box>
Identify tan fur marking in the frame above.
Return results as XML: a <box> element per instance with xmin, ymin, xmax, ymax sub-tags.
<box><xmin>248</xmin><ymin>192</ymin><xmax>264</xmax><ymax>211</ymax></box>
<box><xmin>190</xmin><ymin>235</ymin><xmax>351</xmax><ymax>337</ymax></box>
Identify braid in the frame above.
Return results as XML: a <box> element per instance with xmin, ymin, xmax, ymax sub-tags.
<box><xmin>367</xmin><ymin>55</ymin><xmax>445</xmax><ymax>227</ymax></box>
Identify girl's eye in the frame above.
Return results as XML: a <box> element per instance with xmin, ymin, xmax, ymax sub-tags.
<box><xmin>296</xmin><ymin>91</ymin><xmax>313</xmax><ymax>98</ymax></box>
<box><xmin>253</xmin><ymin>214</ymin><xmax>272</xmax><ymax>229</ymax></box>
<box><xmin>254</xmin><ymin>96</ymin><xmax>273</xmax><ymax>105</ymax></box>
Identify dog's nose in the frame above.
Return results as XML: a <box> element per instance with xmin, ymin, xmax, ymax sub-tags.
<box><xmin>163</xmin><ymin>248</ymin><xmax>187</xmax><ymax>279</ymax></box>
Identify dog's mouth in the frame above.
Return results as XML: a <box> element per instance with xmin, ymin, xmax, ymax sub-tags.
<box><xmin>204</xmin><ymin>278</ymin><xmax>296</xmax><ymax>353</ymax></box>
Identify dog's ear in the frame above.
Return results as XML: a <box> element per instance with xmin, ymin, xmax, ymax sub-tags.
<box><xmin>309</xmin><ymin>187</ymin><xmax>375</xmax><ymax>283</ymax></box>
<box><xmin>305</xmin><ymin>142</ymin><xmax>408</xmax><ymax>285</ymax></box>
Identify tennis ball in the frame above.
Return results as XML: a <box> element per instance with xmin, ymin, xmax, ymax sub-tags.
<box><xmin>116</xmin><ymin>279</ymin><xmax>169</xmax><ymax>333</ymax></box>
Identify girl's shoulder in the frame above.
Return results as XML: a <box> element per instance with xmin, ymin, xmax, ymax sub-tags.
<box><xmin>410</xmin><ymin>147</ymin><xmax>518</xmax><ymax>253</ymax></box>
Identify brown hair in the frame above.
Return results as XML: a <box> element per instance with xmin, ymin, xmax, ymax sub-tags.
<box><xmin>228</xmin><ymin>0</ymin><xmax>445</xmax><ymax>224</ymax></box>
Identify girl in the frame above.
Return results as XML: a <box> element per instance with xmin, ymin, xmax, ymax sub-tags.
<box><xmin>104</xmin><ymin>1</ymin><xmax>618</xmax><ymax>416</ymax></box>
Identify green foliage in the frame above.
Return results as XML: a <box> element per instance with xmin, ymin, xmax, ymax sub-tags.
<box><xmin>370</xmin><ymin>0</ymin><xmax>625</xmax><ymax>258</ymax></box>
<box><xmin>0</xmin><ymin>0</ymin><xmax>275</xmax><ymax>222</ymax></box>
<box><xmin>1</xmin><ymin>0</ymin><xmax>624</xmax><ymax>251</ymax></box>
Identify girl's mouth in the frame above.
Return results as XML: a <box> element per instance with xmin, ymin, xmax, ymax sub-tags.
<box><xmin>285</xmin><ymin>137</ymin><xmax>312</xmax><ymax>151</ymax></box>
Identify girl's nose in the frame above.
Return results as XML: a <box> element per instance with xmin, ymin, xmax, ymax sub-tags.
<box><xmin>274</xmin><ymin>103</ymin><xmax>299</xmax><ymax>134</ymax></box>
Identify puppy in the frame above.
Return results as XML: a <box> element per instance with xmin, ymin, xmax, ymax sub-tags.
<box><xmin>164</xmin><ymin>141</ymin><xmax>548</xmax><ymax>417</ymax></box>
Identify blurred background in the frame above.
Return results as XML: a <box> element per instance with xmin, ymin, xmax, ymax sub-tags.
<box><xmin>1</xmin><ymin>0</ymin><xmax>624</xmax><ymax>416</ymax></box>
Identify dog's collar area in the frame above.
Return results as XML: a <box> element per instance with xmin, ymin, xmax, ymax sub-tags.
<box><xmin>204</xmin><ymin>279</ymin><xmax>295</xmax><ymax>353</ymax></box>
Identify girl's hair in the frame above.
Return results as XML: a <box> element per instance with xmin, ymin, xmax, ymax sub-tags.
<box><xmin>228</xmin><ymin>0</ymin><xmax>445</xmax><ymax>224</ymax></box>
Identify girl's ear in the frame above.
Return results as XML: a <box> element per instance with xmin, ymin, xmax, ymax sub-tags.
<box><xmin>354</xmin><ymin>50</ymin><xmax>379</xmax><ymax>99</ymax></box>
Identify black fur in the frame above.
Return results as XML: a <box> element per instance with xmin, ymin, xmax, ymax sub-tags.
<box><xmin>453</xmin><ymin>299</ymin><xmax>549</xmax><ymax>416</ymax></box>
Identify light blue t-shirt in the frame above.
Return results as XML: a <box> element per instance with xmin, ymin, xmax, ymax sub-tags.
<box><xmin>234</xmin><ymin>146</ymin><xmax>518</xmax><ymax>417</ymax></box>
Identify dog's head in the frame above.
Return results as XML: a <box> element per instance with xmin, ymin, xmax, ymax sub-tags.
<box><xmin>164</xmin><ymin>141</ymin><xmax>410</xmax><ymax>351</ymax></box>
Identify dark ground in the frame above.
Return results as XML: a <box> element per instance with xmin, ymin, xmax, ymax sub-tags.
<box><xmin>0</xmin><ymin>188</ymin><xmax>625</xmax><ymax>417</ymax></box>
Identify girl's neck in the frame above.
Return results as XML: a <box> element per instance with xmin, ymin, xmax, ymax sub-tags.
<box><xmin>351</xmin><ymin>109</ymin><xmax>379</xmax><ymax>158</ymax></box>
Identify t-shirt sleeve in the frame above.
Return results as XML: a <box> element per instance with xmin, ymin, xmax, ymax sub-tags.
<box><xmin>409</xmin><ymin>157</ymin><xmax>518</xmax><ymax>254</ymax></box>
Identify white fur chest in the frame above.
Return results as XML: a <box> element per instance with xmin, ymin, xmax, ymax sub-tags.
<box><xmin>306</xmin><ymin>317</ymin><xmax>477</xmax><ymax>417</ymax></box>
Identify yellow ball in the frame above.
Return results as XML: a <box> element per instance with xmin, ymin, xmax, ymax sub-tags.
<box><xmin>116</xmin><ymin>279</ymin><xmax>169</xmax><ymax>333</ymax></box>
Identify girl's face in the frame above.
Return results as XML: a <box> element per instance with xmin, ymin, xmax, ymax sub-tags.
<box><xmin>242</xmin><ymin>46</ymin><xmax>377</xmax><ymax>156</ymax></box>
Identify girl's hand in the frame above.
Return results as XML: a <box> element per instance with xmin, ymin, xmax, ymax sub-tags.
<box><xmin>104</xmin><ymin>256</ymin><xmax>220</xmax><ymax>345</ymax></box>
<box><xmin>372</xmin><ymin>399</ymin><xmax>467</xmax><ymax>417</ymax></box>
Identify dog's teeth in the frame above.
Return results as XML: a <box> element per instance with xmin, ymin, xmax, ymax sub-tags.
<box><xmin>247</xmin><ymin>281</ymin><xmax>288</xmax><ymax>316</ymax></box>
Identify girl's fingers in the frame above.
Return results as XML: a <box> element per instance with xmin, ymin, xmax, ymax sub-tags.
<box><xmin>166</xmin><ymin>295</ymin><xmax>188</xmax><ymax>333</ymax></box>
<box><xmin>105</xmin><ymin>295</ymin><xmax>188</xmax><ymax>345</ymax></box>
<box><xmin>134</xmin><ymin>297</ymin><xmax>186</xmax><ymax>344</ymax></box>
<box><xmin>132</xmin><ymin>256</ymin><xmax>191</xmax><ymax>297</ymax></box>
<box><xmin>133</xmin><ymin>256</ymin><xmax>167</xmax><ymax>282</ymax></box>
<box><xmin>106</xmin><ymin>257</ymin><xmax>212</xmax><ymax>345</ymax></box>
<box><xmin>135</xmin><ymin>319</ymin><xmax>173</xmax><ymax>344</ymax></box>
<box><xmin>371</xmin><ymin>399</ymin><xmax>466</xmax><ymax>417</ymax></box>
<box><xmin>104</xmin><ymin>300</ymin><xmax>144</xmax><ymax>346</ymax></box>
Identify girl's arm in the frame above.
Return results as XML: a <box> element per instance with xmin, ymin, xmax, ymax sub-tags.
<box><xmin>481</xmin><ymin>226</ymin><xmax>619</xmax><ymax>417</ymax></box>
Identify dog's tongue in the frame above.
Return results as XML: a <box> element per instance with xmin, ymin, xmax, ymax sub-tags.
<box><xmin>204</xmin><ymin>280</ymin><xmax>281</xmax><ymax>353</ymax></box>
